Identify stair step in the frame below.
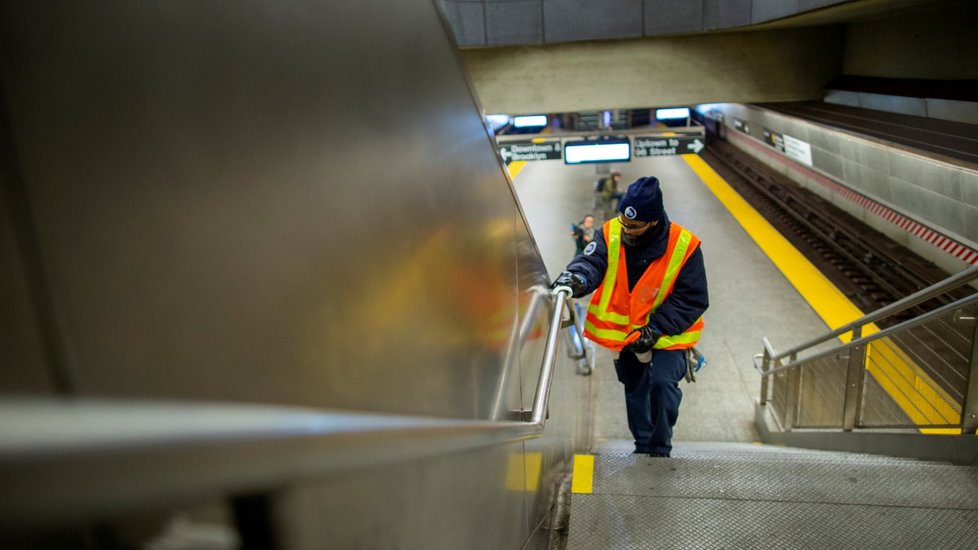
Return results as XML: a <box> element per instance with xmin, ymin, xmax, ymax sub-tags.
<box><xmin>568</xmin><ymin>441</ymin><xmax>978</xmax><ymax>549</ymax></box>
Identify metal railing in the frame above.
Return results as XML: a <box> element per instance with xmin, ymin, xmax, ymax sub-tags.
<box><xmin>0</xmin><ymin>288</ymin><xmax>578</xmax><ymax>528</ymax></box>
<box><xmin>756</xmin><ymin>265</ymin><xmax>978</xmax><ymax>434</ymax></box>
<box><xmin>563</xmin><ymin>299</ymin><xmax>594</xmax><ymax>375</ymax></box>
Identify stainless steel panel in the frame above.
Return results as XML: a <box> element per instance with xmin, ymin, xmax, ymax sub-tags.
<box><xmin>276</xmin><ymin>442</ymin><xmax>529</xmax><ymax>550</ymax></box>
<box><xmin>0</xmin><ymin>3</ymin><xmax>587</xmax><ymax>547</ymax></box>
<box><xmin>0</xmin><ymin>160</ymin><xmax>55</xmax><ymax>393</ymax></box>
<box><xmin>0</xmin><ymin>0</ymin><xmax>546</xmax><ymax>418</ymax></box>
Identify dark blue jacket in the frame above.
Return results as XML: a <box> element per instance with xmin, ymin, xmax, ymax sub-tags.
<box><xmin>566</xmin><ymin>213</ymin><xmax>709</xmax><ymax>337</ymax></box>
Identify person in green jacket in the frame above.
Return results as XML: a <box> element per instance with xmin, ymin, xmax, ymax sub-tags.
<box><xmin>593</xmin><ymin>171</ymin><xmax>623</xmax><ymax>221</ymax></box>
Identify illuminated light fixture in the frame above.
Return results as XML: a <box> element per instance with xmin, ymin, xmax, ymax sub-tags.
<box><xmin>513</xmin><ymin>114</ymin><xmax>548</xmax><ymax>128</ymax></box>
<box><xmin>485</xmin><ymin>114</ymin><xmax>510</xmax><ymax>127</ymax></box>
<box><xmin>656</xmin><ymin>107</ymin><xmax>690</xmax><ymax>120</ymax></box>
<box><xmin>564</xmin><ymin>139</ymin><xmax>631</xmax><ymax>164</ymax></box>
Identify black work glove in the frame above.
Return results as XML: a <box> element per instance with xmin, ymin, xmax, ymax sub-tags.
<box><xmin>623</xmin><ymin>325</ymin><xmax>661</xmax><ymax>354</ymax></box>
<box><xmin>550</xmin><ymin>271</ymin><xmax>587</xmax><ymax>298</ymax></box>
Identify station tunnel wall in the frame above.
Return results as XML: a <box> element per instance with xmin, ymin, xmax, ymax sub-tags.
<box><xmin>709</xmin><ymin>103</ymin><xmax>978</xmax><ymax>275</ymax></box>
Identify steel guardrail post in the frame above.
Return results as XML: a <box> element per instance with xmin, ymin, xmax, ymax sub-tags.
<box><xmin>759</xmin><ymin>338</ymin><xmax>774</xmax><ymax>406</ymax></box>
<box><xmin>842</xmin><ymin>326</ymin><xmax>865</xmax><ymax>431</ymax></box>
<box><xmin>962</xmin><ymin>312</ymin><xmax>978</xmax><ymax>434</ymax></box>
<box><xmin>783</xmin><ymin>352</ymin><xmax>799</xmax><ymax>429</ymax></box>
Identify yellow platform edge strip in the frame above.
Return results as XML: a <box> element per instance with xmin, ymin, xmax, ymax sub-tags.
<box><xmin>571</xmin><ymin>454</ymin><xmax>594</xmax><ymax>494</ymax></box>
<box><xmin>506</xmin><ymin>127</ymin><xmax>550</xmax><ymax>180</ymax></box>
<box><xmin>508</xmin><ymin>160</ymin><xmax>527</xmax><ymax>180</ymax></box>
<box><xmin>682</xmin><ymin>154</ymin><xmax>960</xmax><ymax>434</ymax></box>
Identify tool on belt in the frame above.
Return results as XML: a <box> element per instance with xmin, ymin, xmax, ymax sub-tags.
<box><xmin>684</xmin><ymin>347</ymin><xmax>708</xmax><ymax>383</ymax></box>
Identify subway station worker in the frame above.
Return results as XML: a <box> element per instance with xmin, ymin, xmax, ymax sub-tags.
<box><xmin>551</xmin><ymin>176</ymin><xmax>709</xmax><ymax>457</ymax></box>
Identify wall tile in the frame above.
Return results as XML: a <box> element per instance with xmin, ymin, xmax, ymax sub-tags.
<box><xmin>487</xmin><ymin>1</ymin><xmax>543</xmax><ymax>46</ymax></box>
<box><xmin>543</xmin><ymin>0</ymin><xmax>642</xmax><ymax>43</ymax></box>
<box><xmin>644</xmin><ymin>0</ymin><xmax>703</xmax><ymax>35</ymax></box>
<box><xmin>752</xmin><ymin>0</ymin><xmax>799</xmax><ymax>24</ymax></box>
<box><xmin>888</xmin><ymin>151</ymin><xmax>963</xmax><ymax>200</ymax></box>
<box><xmin>858</xmin><ymin>93</ymin><xmax>927</xmax><ymax>117</ymax></box>
<box><xmin>440</xmin><ymin>1</ymin><xmax>487</xmax><ymax>47</ymax></box>
<box><xmin>704</xmin><ymin>0</ymin><xmax>750</xmax><ymax>30</ymax></box>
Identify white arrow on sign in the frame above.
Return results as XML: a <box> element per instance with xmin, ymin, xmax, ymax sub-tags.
<box><xmin>501</xmin><ymin>148</ymin><xmax>512</xmax><ymax>162</ymax></box>
<box><xmin>688</xmin><ymin>139</ymin><xmax>704</xmax><ymax>154</ymax></box>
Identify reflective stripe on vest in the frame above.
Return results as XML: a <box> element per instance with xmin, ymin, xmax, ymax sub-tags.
<box><xmin>584</xmin><ymin>218</ymin><xmax>703</xmax><ymax>351</ymax></box>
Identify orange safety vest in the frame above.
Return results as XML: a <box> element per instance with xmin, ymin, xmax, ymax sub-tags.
<box><xmin>584</xmin><ymin>218</ymin><xmax>704</xmax><ymax>351</ymax></box>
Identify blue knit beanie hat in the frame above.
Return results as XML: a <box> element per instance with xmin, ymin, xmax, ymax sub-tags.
<box><xmin>618</xmin><ymin>176</ymin><xmax>664</xmax><ymax>222</ymax></box>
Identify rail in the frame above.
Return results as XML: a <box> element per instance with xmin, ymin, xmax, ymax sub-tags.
<box><xmin>0</xmin><ymin>288</ymin><xmax>577</xmax><ymax>528</ymax></box>
<box><xmin>773</xmin><ymin>265</ymin><xmax>978</xmax><ymax>361</ymax></box>
<box><xmin>756</xmin><ymin>265</ymin><xmax>978</xmax><ymax>433</ymax></box>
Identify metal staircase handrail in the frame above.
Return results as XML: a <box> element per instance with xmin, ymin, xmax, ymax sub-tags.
<box><xmin>757</xmin><ymin>265</ymin><xmax>978</xmax><ymax>436</ymax></box>
<box><xmin>771</xmin><ymin>264</ymin><xmax>978</xmax><ymax>362</ymax></box>
<box><xmin>1</xmin><ymin>287</ymin><xmax>580</xmax><ymax>528</ymax></box>
<box><xmin>759</xmin><ymin>292</ymin><xmax>978</xmax><ymax>375</ymax></box>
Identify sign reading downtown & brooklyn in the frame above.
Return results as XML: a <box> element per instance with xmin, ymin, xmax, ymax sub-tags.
<box><xmin>498</xmin><ymin>140</ymin><xmax>562</xmax><ymax>164</ymax></box>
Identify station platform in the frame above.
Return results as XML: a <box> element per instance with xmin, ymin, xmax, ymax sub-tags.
<box><xmin>514</xmin><ymin>153</ymin><xmax>838</xmax><ymax>447</ymax></box>
<box><xmin>511</xmin><ymin>154</ymin><xmax>978</xmax><ymax>548</ymax></box>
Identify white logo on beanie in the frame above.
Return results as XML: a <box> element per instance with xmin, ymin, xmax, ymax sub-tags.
<box><xmin>584</xmin><ymin>241</ymin><xmax>597</xmax><ymax>255</ymax></box>
<box><xmin>624</xmin><ymin>206</ymin><xmax>637</xmax><ymax>219</ymax></box>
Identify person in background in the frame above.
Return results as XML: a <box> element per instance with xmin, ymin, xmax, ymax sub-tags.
<box><xmin>592</xmin><ymin>171</ymin><xmax>623</xmax><ymax>222</ymax></box>
<box><xmin>571</xmin><ymin>214</ymin><xmax>595</xmax><ymax>256</ymax></box>
<box><xmin>551</xmin><ymin>176</ymin><xmax>708</xmax><ymax>458</ymax></box>
<box><xmin>601</xmin><ymin>170</ymin><xmax>623</xmax><ymax>210</ymax></box>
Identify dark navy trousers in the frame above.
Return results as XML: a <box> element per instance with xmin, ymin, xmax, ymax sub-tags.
<box><xmin>614</xmin><ymin>349</ymin><xmax>686</xmax><ymax>455</ymax></box>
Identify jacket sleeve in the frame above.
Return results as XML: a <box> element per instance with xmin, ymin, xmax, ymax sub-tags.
<box><xmin>564</xmin><ymin>227</ymin><xmax>608</xmax><ymax>294</ymax></box>
<box><xmin>647</xmin><ymin>246</ymin><xmax>709</xmax><ymax>336</ymax></box>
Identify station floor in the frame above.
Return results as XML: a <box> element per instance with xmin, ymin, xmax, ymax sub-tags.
<box><xmin>510</xmin><ymin>154</ymin><xmax>978</xmax><ymax>548</ymax></box>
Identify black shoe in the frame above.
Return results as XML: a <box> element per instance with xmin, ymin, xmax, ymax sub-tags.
<box><xmin>648</xmin><ymin>452</ymin><xmax>670</xmax><ymax>458</ymax></box>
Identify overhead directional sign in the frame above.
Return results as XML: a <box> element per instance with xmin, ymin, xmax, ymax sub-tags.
<box><xmin>563</xmin><ymin>138</ymin><xmax>631</xmax><ymax>164</ymax></box>
<box><xmin>633</xmin><ymin>136</ymin><xmax>705</xmax><ymax>157</ymax></box>
<box><xmin>498</xmin><ymin>140</ymin><xmax>562</xmax><ymax>164</ymax></box>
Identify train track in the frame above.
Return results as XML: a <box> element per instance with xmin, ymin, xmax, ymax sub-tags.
<box><xmin>701</xmin><ymin>136</ymin><xmax>978</xmax><ymax>413</ymax></box>
<box><xmin>701</xmin><ymin>137</ymin><xmax>962</xmax><ymax>321</ymax></box>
